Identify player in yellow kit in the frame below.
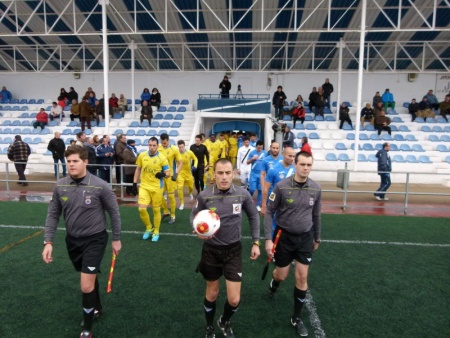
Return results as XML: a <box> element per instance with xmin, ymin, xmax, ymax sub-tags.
<box><xmin>219</xmin><ymin>133</ymin><xmax>229</xmax><ymax>159</ymax></box>
<box><xmin>176</xmin><ymin>140</ymin><xmax>198</xmax><ymax>210</ymax></box>
<box><xmin>133</xmin><ymin>137</ymin><xmax>170</xmax><ymax>242</ymax></box>
<box><xmin>204</xmin><ymin>134</ymin><xmax>224</xmax><ymax>185</ymax></box>
<box><xmin>158</xmin><ymin>133</ymin><xmax>183</xmax><ymax>224</ymax></box>
<box><xmin>227</xmin><ymin>132</ymin><xmax>238</xmax><ymax>167</ymax></box>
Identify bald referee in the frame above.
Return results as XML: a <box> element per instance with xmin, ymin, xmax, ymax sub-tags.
<box><xmin>264</xmin><ymin>151</ymin><xmax>321</xmax><ymax>337</ymax></box>
<box><xmin>42</xmin><ymin>146</ymin><xmax>122</xmax><ymax>338</ymax></box>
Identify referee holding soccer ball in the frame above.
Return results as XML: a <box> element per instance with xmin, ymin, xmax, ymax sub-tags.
<box><xmin>264</xmin><ymin>151</ymin><xmax>322</xmax><ymax>337</ymax></box>
<box><xmin>190</xmin><ymin>158</ymin><xmax>260</xmax><ymax>338</ymax></box>
<box><xmin>42</xmin><ymin>146</ymin><xmax>122</xmax><ymax>338</ymax></box>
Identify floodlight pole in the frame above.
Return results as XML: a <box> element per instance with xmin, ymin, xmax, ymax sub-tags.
<box><xmin>130</xmin><ymin>40</ymin><xmax>136</xmax><ymax>119</ymax></box>
<box><xmin>100</xmin><ymin>0</ymin><xmax>110</xmax><ymax>134</ymax></box>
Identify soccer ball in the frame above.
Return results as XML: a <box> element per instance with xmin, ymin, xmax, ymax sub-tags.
<box><xmin>193</xmin><ymin>209</ymin><xmax>221</xmax><ymax>238</ymax></box>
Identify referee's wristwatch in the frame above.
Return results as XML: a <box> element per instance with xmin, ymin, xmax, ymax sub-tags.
<box><xmin>314</xmin><ymin>240</ymin><xmax>321</xmax><ymax>244</ymax></box>
<box><xmin>252</xmin><ymin>240</ymin><xmax>260</xmax><ymax>247</ymax></box>
<box><xmin>43</xmin><ymin>241</ymin><xmax>53</xmax><ymax>246</ymax></box>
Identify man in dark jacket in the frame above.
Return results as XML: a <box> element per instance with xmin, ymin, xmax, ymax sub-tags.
<box><xmin>113</xmin><ymin>133</ymin><xmax>127</xmax><ymax>185</ymax></box>
<box><xmin>272</xmin><ymin>86</ymin><xmax>287</xmax><ymax>121</ymax></box>
<box><xmin>84</xmin><ymin>137</ymin><xmax>98</xmax><ymax>176</ymax></box>
<box><xmin>47</xmin><ymin>131</ymin><xmax>67</xmax><ymax>177</ymax></box>
<box><xmin>322</xmin><ymin>78</ymin><xmax>334</xmax><ymax>108</ymax></box>
<box><xmin>408</xmin><ymin>98</ymin><xmax>419</xmax><ymax>121</ymax></box>
<box><xmin>7</xmin><ymin>135</ymin><xmax>31</xmax><ymax>186</ymax></box>
<box><xmin>219</xmin><ymin>76</ymin><xmax>232</xmax><ymax>98</ymax></box>
<box><xmin>123</xmin><ymin>139</ymin><xmax>138</xmax><ymax>196</ymax></box>
<box><xmin>282</xmin><ymin>125</ymin><xmax>295</xmax><ymax>149</ymax></box>
<box><xmin>374</xmin><ymin>142</ymin><xmax>392</xmax><ymax>201</ymax></box>
<box><xmin>96</xmin><ymin>135</ymin><xmax>115</xmax><ymax>183</ymax></box>
<box><xmin>140</xmin><ymin>100</ymin><xmax>153</xmax><ymax>124</ymax></box>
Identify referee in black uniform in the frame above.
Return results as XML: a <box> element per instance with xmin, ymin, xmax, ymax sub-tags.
<box><xmin>42</xmin><ymin>146</ymin><xmax>122</xmax><ymax>338</ymax></box>
<box><xmin>190</xmin><ymin>158</ymin><xmax>260</xmax><ymax>338</ymax></box>
<box><xmin>190</xmin><ymin>134</ymin><xmax>210</xmax><ymax>195</ymax></box>
<box><xmin>264</xmin><ymin>151</ymin><xmax>321</xmax><ymax>337</ymax></box>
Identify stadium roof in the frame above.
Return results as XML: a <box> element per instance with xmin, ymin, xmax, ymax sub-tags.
<box><xmin>0</xmin><ymin>0</ymin><xmax>449</xmax><ymax>73</ymax></box>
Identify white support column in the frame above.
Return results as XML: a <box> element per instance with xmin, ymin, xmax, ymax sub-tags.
<box><xmin>130</xmin><ymin>40</ymin><xmax>136</xmax><ymax>119</ymax></box>
<box><xmin>353</xmin><ymin>0</ymin><xmax>367</xmax><ymax>171</ymax></box>
<box><xmin>100</xmin><ymin>0</ymin><xmax>110</xmax><ymax>134</ymax></box>
<box><xmin>336</xmin><ymin>39</ymin><xmax>344</xmax><ymax>118</ymax></box>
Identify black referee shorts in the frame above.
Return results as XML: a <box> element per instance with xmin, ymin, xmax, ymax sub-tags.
<box><xmin>274</xmin><ymin>229</ymin><xmax>314</xmax><ymax>268</ymax></box>
<box><xmin>65</xmin><ymin>230</ymin><xmax>108</xmax><ymax>274</ymax></box>
<box><xmin>196</xmin><ymin>242</ymin><xmax>242</xmax><ymax>282</ymax></box>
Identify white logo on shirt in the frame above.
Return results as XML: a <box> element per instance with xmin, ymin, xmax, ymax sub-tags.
<box><xmin>233</xmin><ymin>204</ymin><xmax>241</xmax><ymax>214</ymax></box>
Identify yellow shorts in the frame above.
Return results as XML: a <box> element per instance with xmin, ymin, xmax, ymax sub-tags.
<box><xmin>138</xmin><ymin>186</ymin><xmax>163</xmax><ymax>207</ymax></box>
<box><xmin>177</xmin><ymin>173</ymin><xmax>194</xmax><ymax>188</ymax></box>
<box><xmin>163</xmin><ymin>177</ymin><xmax>177</xmax><ymax>193</ymax></box>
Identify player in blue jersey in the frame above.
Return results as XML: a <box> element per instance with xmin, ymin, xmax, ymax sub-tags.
<box><xmin>247</xmin><ymin>141</ymin><xmax>267</xmax><ymax>211</ymax></box>
<box><xmin>260</xmin><ymin>142</ymin><xmax>282</xmax><ymax>197</ymax></box>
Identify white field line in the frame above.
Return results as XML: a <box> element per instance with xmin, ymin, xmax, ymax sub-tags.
<box><xmin>1</xmin><ymin>224</ymin><xmax>449</xmax><ymax>247</ymax></box>
<box><xmin>306</xmin><ymin>290</ymin><xmax>326</xmax><ymax>338</ymax></box>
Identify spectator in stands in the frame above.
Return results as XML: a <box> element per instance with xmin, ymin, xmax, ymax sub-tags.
<box><xmin>308</xmin><ymin>87</ymin><xmax>318</xmax><ymax>112</ymax></box>
<box><xmin>338</xmin><ymin>102</ymin><xmax>353</xmax><ymax>129</ymax></box>
<box><xmin>290</xmin><ymin>95</ymin><xmax>304</xmax><ymax>110</ymax></box>
<box><xmin>292</xmin><ymin>101</ymin><xmax>306</xmax><ymax>128</ymax></box>
<box><xmin>140</xmin><ymin>100</ymin><xmax>153</xmax><ymax>124</ymax></box>
<box><xmin>373</xmin><ymin>101</ymin><xmax>384</xmax><ymax>119</ymax></box>
<box><xmin>381</xmin><ymin>88</ymin><xmax>395</xmax><ymax>111</ymax></box>
<box><xmin>47</xmin><ymin>131</ymin><xmax>67</xmax><ymax>177</ymax></box>
<box><xmin>76</xmin><ymin>131</ymin><xmax>86</xmax><ymax>147</ymax></box>
<box><xmin>300</xmin><ymin>136</ymin><xmax>312</xmax><ymax>155</ymax></box>
<box><xmin>33</xmin><ymin>108</ymin><xmax>48</xmax><ymax>130</ymax></box>
<box><xmin>439</xmin><ymin>95</ymin><xmax>450</xmax><ymax>122</ymax></box>
<box><xmin>69</xmin><ymin>140</ymin><xmax>76</xmax><ymax>147</ymax></box>
<box><xmin>425</xmin><ymin>89</ymin><xmax>439</xmax><ymax>110</ymax></box>
<box><xmin>84</xmin><ymin>87</ymin><xmax>95</xmax><ymax>100</ymax></box>
<box><xmin>272</xmin><ymin>85</ymin><xmax>287</xmax><ymax>120</ymax></box>
<box><xmin>49</xmin><ymin>101</ymin><xmax>63</xmax><ymax>122</ymax></box>
<box><xmin>57</xmin><ymin>95</ymin><xmax>66</xmax><ymax>110</ymax></box>
<box><xmin>140</xmin><ymin>88</ymin><xmax>151</xmax><ymax>105</ymax></box>
<box><xmin>7</xmin><ymin>135</ymin><xmax>31</xmax><ymax>186</ymax></box>
<box><xmin>374</xmin><ymin>142</ymin><xmax>392</xmax><ymax>201</ymax></box>
<box><xmin>374</xmin><ymin>109</ymin><xmax>391</xmax><ymax>136</ymax></box>
<box><xmin>109</xmin><ymin>93</ymin><xmax>119</xmax><ymax>114</ymax></box>
<box><xmin>117</xmin><ymin>94</ymin><xmax>127</xmax><ymax>116</ymax></box>
<box><xmin>113</xmin><ymin>133</ymin><xmax>127</xmax><ymax>185</ymax></box>
<box><xmin>219</xmin><ymin>76</ymin><xmax>232</xmax><ymax>98</ymax></box>
<box><xmin>0</xmin><ymin>86</ymin><xmax>12</xmax><ymax>102</ymax></box>
<box><xmin>123</xmin><ymin>139</ymin><xmax>138</xmax><ymax>196</ymax></box>
<box><xmin>150</xmin><ymin>88</ymin><xmax>161</xmax><ymax>109</ymax></box>
<box><xmin>92</xmin><ymin>134</ymin><xmax>100</xmax><ymax>147</ymax></box>
<box><xmin>282</xmin><ymin>125</ymin><xmax>295</xmax><ymax>149</ymax></box>
<box><xmin>360</xmin><ymin>103</ymin><xmax>374</xmax><ymax>127</ymax></box>
<box><xmin>96</xmin><ymin>135</ymin><xmax>115</xmax><ymax>183</ymax></box>
<box><xmin>67</xmin><ymin>87</ymin><xmax>78</xmax><ymax>103</ymax></box>
<box><xmin>79</xmin><ymin>96</ymin><xmax>92</xmax><ymax>131</ymax></box>
<box><xmin>59</xmin><ymin>88</ymin><xmax>69</xmax><ymax>104</ymax></box>
<box><xmin>87</xmin><ymin>91</ymin><xmax>97</xmax><ymax>108</ymax></box>
<box><xmin>408</xmin><ymin>98</ymin><xmax>419</xmax><ymax>122</ymax></box>
<box><xmin>313</xmin><ymin>87</ymin><xmax>325</xmax><ymax>117</ymax></box>
<box><xmin>70</xmin><ymin>98</ymin><xmax>80</xmax><ymax>121</ymax></box>
<box><xmin>84</xmin><ymin>136</ymin><xmax>98</xmax><ymax>176</ymax></box>
<box><xmin>322</xmin><ymin>78</ymin><xmax>334</xmax><ymax>108</ymax></box>
<box><xmin>93</xmin><ymin>100</ymin><xmax>105</xmax><ymax>124</ymax></box>
<box><xmin>417</xmin><ymin>96</ymin><xmax>435</xmax><ymax>121</ymax></box>
<box><xmin>372</xmin><ymin>91</ymin><xmax>382</xmax><ymax>108</ymax></box>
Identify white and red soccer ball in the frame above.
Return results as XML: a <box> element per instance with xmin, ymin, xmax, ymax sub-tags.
<box><xmin>193</xmin><ymin>209</ymin><xmax>221</xmax><ymax>238</ymax></box>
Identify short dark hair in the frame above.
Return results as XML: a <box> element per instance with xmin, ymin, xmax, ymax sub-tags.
<box><xmin>214</xmin><ymin>158</ymin><xmax>232</xmax><ymax>170</ymax></box>
<box><xmin>160</xmin><ymin>133</ymin><xmax>169</xmax><ymax>141</ymax></box>
<box><xmin>195</xmin><ymin>134</ymin><xmax>202</xmax><ymax>140</ymax></box>
<box><xmin>76</xmin><ymin>131</ymin><xmax>85</xmax><ymax>139</ymax></box>
<box><xmin>65</xmin><ymin>145</ymin><xmax>88</xmax><ymax>160</ymax></box>
<box><xmin>383</xmin><ymin>142</ymin><xmax>390</xmax><ymax>149</ymax></box>
<box><xmin>149</xmin><ymin>137</ymin><xmax>159</xmax><ymax>145</ymax></box>
<box><xmin>256</xmin><ymin>140</ymin><xmax>264</xmax><ymax>146</ymax></box>
<box><xmin>177</xmin><ymin>140</ymin><xmax>185</xmax><ymax>146</ymax></box>
<box><xmin>295</xmin><ymin>151</ymin><xmax>313</xmax><ymax>163</ymax></box>
<box><xmin>243</xmin><ymin>136</ymin><xmax>250</xmax><ymax>142</ymax></box>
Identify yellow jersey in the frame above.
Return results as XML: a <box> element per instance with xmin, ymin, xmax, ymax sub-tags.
<box><xmin>205</xmin><ymin>140</ymin><xmax>223</xmax><ymax>160</ymax></box>
<box><xmin>158</xmin><ymin>144</ymin><xmax>182</xmax><ymax>175</ymax></box>
<box><xmin>228</xmin><ymin>137</ymin><xmax>238</xmax><ymax>156</ymax></box>
<box><xmin>136</xmin><ymin>151</ymin><xmax>169</xmax><ymax>190</ymax></box>
<box><xmin>179</xmin><ymin>150</ymin><xmax>198</xmax><ymax>174</ymax></box>
<box><xmin>219</xmin><ymin>139</ymin><xmax>229</xmax><ymax>157</ymax></box>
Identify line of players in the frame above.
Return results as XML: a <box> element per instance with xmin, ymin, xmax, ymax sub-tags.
<box><xmin>133</xmin><ymin>131</ymin><xmax>296</xmax><ymax>242</ymax></box>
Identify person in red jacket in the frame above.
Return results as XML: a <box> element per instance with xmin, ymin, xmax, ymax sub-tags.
<box><xmin>33</xmin><ymin>108</ymin><xmax>49</xmax><ymax>129</ymax></box>
<box><xmin>109</xmin><ymin>93</ymin><xmax>119</xmax><ymax>115</ymax></box>
<box><xmin>292</xmin><ymin>102</ymin><xmax>306</xmax><ymax>128</ymax></box>
<box><xmin>300</xmin><ymin>136</ymin><xmax>312</xmax><ymax>156</ymax></box>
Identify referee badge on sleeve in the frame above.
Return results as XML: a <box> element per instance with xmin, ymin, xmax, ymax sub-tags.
<box><xmin>269</xmin><ymin>192</ymin><xmax>276</xmax><ymax>201</ymax></box>
<box><xmin>85</xmin><ymin>195</ymin><xmax>92</xmax><ymax>205</ymax></box>
<box><xmin>309</xmin><ymin>197</ymin><xmax>314</xmax><ymax>206</ymax></box>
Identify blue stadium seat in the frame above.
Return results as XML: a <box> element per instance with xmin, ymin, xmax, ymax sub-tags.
<box><xmin>393</xmin><ymin>155</ymin><xmax>406</xmax><ymax>163</ymax></box>
<box><xmin>363</xmin><ymin>143</ymin><xmax>374</xmax><ymax>151</ymax></box>
<box><xmin>157</xmin><ymin>129</ymin><xmax>168</xmax><ymax>136</ymax></box>
<box><xmin>171</xmin><ymin>99</ymin><xmax>180</xmax><ymax>105</ymax></box>
<box><xmin>406</xmin><ymin>155</ymin><xmax>419</xmax><ymax>163</ymax></box>
<box><xmin>392</xmin><ymin>117</ymin><xmax>403</xmax><ymax>123</ymax></box>
<box><xmin>325</xmin><ymin>153</ymin><xmax>338</xmax><ymax>161</ymax></box>
<box><xmin>2</xmin><ymin>136</ymin><xmax>13</xmax><ymax>143</ymax></box>
<box><xmin>325</xmin><ymin>116</ymin><xmax>335</xmax><ymax>121</ymax></box>
<box><xmin>432</xmin><ymin>126</ymin><xmax>443</xmax><ymax>133</ymax></box>
<box><xmin>440</xmin><ymin>135</ymin><xmax>450</xmax><ymax>142</ymax></box>
<box><xmin>374</xmin><ymin>144</ymin><xmax>383</xmax><ymax>151</ymax></box>
<box><xmin>428</xmin><ymin>135</ymin><xmax>439</xmax><ymax>142</ymax></box>
<box><xmin>304</xmin><ymin>115</ymin><xmax>313</xmax><ymax>121</ymax></box>
<box><xmin>445</xmin><ymin>156</ymin><xmax>450</xmax><ymax>163</ymax></box>
<box><xmin>437</xmin><ymin>117</ymin><xmax>447</xmax><ymax>123</ymax></box>
<box><xmin>338</xmin><ymin>153</ymin><xmax>351</xmax><ymax>161</ymax></box>
<box><xmin>403</xmin><ymin>102</ymin><xmax>409</xmax><ymax>108</ymax></box>
<box><xmin>147</xmin><ymin>130</ymin><xmax>157</xmax><ymax>136</ymax></box>
<box><xmin>48</xmin><ymin>121</ymin><xmax>58</xmax><ymax>127</ymax></box>
<box><xmin>167</xmin><ymin>106</ymin><xmax>177</xmax><ymax>113</ymax></box>
<box><xmin>127</xmin><ymin>105</ymin><xmax>133</xmax><ymax>111</ymax></box>
<box><xmin>129</xmin><ymin>121</ymin><xmax>139</xmax><ymax>127</ymax></box>
<box><xmin>421</xmin><ymin>126</ymin><xmax>432</xmax><ymax>132</ymax></box>
<box><xmin>21</xmin><ymin>127</ymin><xmax>32</xmax><ymax>134</ymax></box>
<box><xmin>358</xmin><ymin>154</ymin><xmax>368</xmax><ymax>162</ymax></box>
<box><xmin>382</xmin><ymin>134</ymin><xmax>393</xmax><ymax>141</ymax></box>
<box><xmin>405</xmin><ymin>134</ymin><xmax>417</xmax><ymax>141</ymax></box>
<box><xmin>160</xmin><ymin>121</ymin><xmax>170</xmax><ymax>128</ymax></box>
<box><xmin>445</xmin><ymin>127</ymin><xmax>450</xmax><ymax>133</ymax></box>
<box><xmin>343</xmin><ymin>124</ymin><xmax>353</xmax><ymax>130</ymax></box>
<box><xmin>169</xmin><ymin>130</ymin><xmax>179</xmax><ymax>137</ymax></box>
<box><xmin>314</xmin><ymin>116</ymin><xmax>324</xmax><ymax>121</ymax></box>
<box><xmin>398</xmin><ymin>125</ymin><xmax>410</xmax><ymax>132</ymax></box>
<box><xmin>414</xmin><ymin>117</ymin><xmax>425</xmax><ymax>123</ymax></box>
<box><xmin>171</xmin><ymin>122</ymin><xmax>181</xmax><ymax>128</ymax></box>
<box><xmin>134</xmin><ymin>139</ymin><xmax>142</xmax><ymax>146</ymax></box>
<box><xmin>158</xmin><ymin>106</ymin><xmax>167</xmax><ymax>112</ymax></box>
<box><xmin>154</xmin><ymin>114</ymin><xmax>163</xmax><ymax>120</ymax></box>
<box><xmin>112</xmin><ymin>113</ymin><xmax>123</xmax><ymax>119</ymax></box>
<box><xmin>32</xmin><ymin>137</ymin><xmax>43</xmax><ymax>144</ymax></box>
<box><xmin>40</xmin><ymin>128</ymin><xmax>51</xmax><ymax>135</ymax></box>
<box><xmin>137</xmin><ymin>129</ymin><xmax>147</xmax><ymax>136</ymax></box>
<box><xmin>180</xmin><ymin>99</ymin><xmax>189</xmax><ymax>105</ymax></box>
<box><xmin>418</xmin><ymin>155</ymin><xmax>432</xmax><ymax>163</ymax></box>
<box><xmin>305</xmin><ymin>123</ymin><xmax>316</xmax><ymax>130</ymax></box>
<box><xmin>12</xmin><ymin>106</ymin><xmax>20</xmax><ymax>111</ymax></box>
<box><xmin>11</xmin><ymin>99</ymin><xmax>19</xmax><ymax>104</ymax></box>
<box><xmin>308</xmin><ymin>132</ymin><xmax>319</xmax><ymax>139</ymax></box>
<box><xmin>390</xmin><ymin>125</ymin><xmax>398</xmax><ymax>132</ymax></box>
<box><xmin>23</xmin><ymin>137</ymin><xmax>33</xmax><ymax>143</ymax></box>
<box><xmin>364</xmin><ymin>124</ymin><xmax>375</xmax><ymax>131</ymax></box>
<box><xmin>283</xmin><ymin>115</ymin><xmax>292</xmax><ymax>121</ymax></box>
<box><xmin>177</xmin><ymin>106</ymin><xmax>186</xmax><ymax>113</ymax></box>
<box><xmin>149</xmin><ymin>121</ymin><xmax>158</xmax><ymax>128</ymax></box>
<box><xmin>393</xmin><ymin>134</ymin><xmax>405</xmax><ymax>141</ymax></box>
<box><xmin>30</xmin><ymin>112</ymin><xmax>37</xmax><ymax>118</ymax></box>
<box><xmin>412</xmin><ymin>144</ymin><xmax>425</xmax><ymax>152</ymax></box>
<box><xmin>126</xmin><ymin>129</ymin><xmax>136</xmax><ymax>136</ymax></box>
<box><xmin>19</xmin><ymin>112</ymin><xmax>30</xmax><ymax>118</ymax></box>
<box><xmin>135</xmin><ymin>99</ymin><xmax>141</xmax><ymax>104</ymax></box>
<box><xmin>174</xmin><ymin>114</ymin><xmax>184</xmax><ymax>120</ymax></box>
<box><xmin>346</xmin><ymin>133</ymin><xmax>355</xmax><ymax>140</ymax></box>
<box><xmin>12</xmin><ymin>128</ymin><xmax>21</xmax><ymax>134</ymax></box>
<box><xmin>140</xmin><ymin>121</ymin><xmax>150</xmax><ymax>127</ymax></box>
<box><xmin>426</xmin><ymin>117</ymin><xmax>436</xmax><ymax>123</ymax></box>
<box><xmin>400</xmin><ymin>144</ymin><xmax>411</xmax><ymax>151</ymax></box>
<box><xmin>85</xmin><ymin>129</ymin><xmax>92</xmax><ymax>135</ymax></box>
<box><xmin>370</xmin><ymin>134</ymin><xmax>381</xmax><ymax>141</ymax></box>
<box><xmin>297</xmin><ymin>132</ymin><xmax>307</xmax><ymax>139</ymax></box>
<box><xmin>304</xmin><ymin>108</ymin><xmax>311</xmax><ymax>114</ymax></box>
<box><xmin>3</xmin><ymin>127</ymin><xmax>12</xmax><ymax>134</ymax></box>
<box><xmin>164</xmin><ymin>114</ymin><xmax>174</xmax><ymax>120</ymax></box>
<box><xmin>127</xmin><ymin>99</ymin><xmax>132</xmax><ymax>104</ymax></box>
<box><xmin>387</xmin><ymin>109</ymin><xmax>397</xmax><ymax>115</ymax></box>
<box><xmin>390</xmin><ymin>144</ymin><xmax>399</xmax><ymax>151</ymax></box>
<box><xmin>359</xmin><ymin>134</ymin><xmax>369</xmax><ymax>140</ymax></box>
<box><xmin>11</xmin><ymin>120</ymin><xmax>21</xmax><ymax>126</ymax></box>
<box><xmin>3</xmin><ymin>106</ymin><xmax>11</xmax><ymax>111</ymax></box>
<box><xmin>436</xmin><ymin>145</ymin><xmax>449</xmax><ymax>152</ymax></box>
<box><xmin>67</xmin><ymin>121</ymin><xmax>78</xmax><ymax>127</ymax></box>
<box><xmin>36</xmin><ymin>99</ymin><xmax>44</xmax><ymax>104</ymax></box>
<box><xmin>28</xmin><ymin>99</ymin><xmax>36</xmax><ymax>104</ymax></box>
<box><xmin>113</xmin><ymin>129</ymin><xmax>124</xmax><ymax>135</ymax></box>
<box><xmin>368</xmin><ymin>154</ymin><xmax>377</xmax><ymax>162</ymax></box>
<box><xmin>344</xmin><ymin>101</ymin><xmax>352</xmax><ymax>107</ymax></box>
<box><xmin>335</xmin><ymin>142</ymin><xmax>347</xmax><ymax>150</ymax></box>
<box><xmin>19</xmin><ymin>99</ymin><xmax>27</xmax><ymax>104</ymax></box>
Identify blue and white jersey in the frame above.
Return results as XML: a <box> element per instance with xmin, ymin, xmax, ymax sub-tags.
<box><xmin>248</xmin><ymin>149</ymin><xmax>267</xmax><ymax>174</ymax></box>
<box><xmin>262</xmin><ymin>154</ymin><xmax>283</xmax><ymax>174</ymax></box>
<box><xmin>266</xmin><ymin>161</ymin><xmax>295</xmax><ymax>196</ymax></box>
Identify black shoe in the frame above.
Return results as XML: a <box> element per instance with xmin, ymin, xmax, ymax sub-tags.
<box><xmin>80</xmin><ymin>309</ymin><xmax>102</xmax><ymax>327</ymax></box>
<box><xmin>269</xmin><ymin>278</ymin><xmax>278</xmax><ymax>296</ymax></box>
<box><xmin>205</xmin><ymin>325</ymin><xmax>215</xmax><ymax>338</ymax></box>
<box><xmin>16</xmin><ymin>182</ymin><xmax>23</xmax><ymax>185</ymax></box>
<box><xmin>291</xmin><ymin>317</ymin><xmax>308</xmax><ymax>337</ymax></box>
<box><xmin>217</xmin><ymin>316</ymin><xmax>235</xmax><ymax>338</ymax></box>
<box><xmin>80</xmin><ymin>331</ymin><xmax>92</xmax><ymax>338</ymax></box>
<box><xmin>161</xmin><ymin>213</ymin><xmax>170</xmax><ymax>221</ymax></box>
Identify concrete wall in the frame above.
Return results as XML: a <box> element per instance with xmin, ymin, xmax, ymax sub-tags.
<box><xmin>0</xmin><ymin>71</ymin><xmax>442</xmax><ymax>109</ymax></box>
